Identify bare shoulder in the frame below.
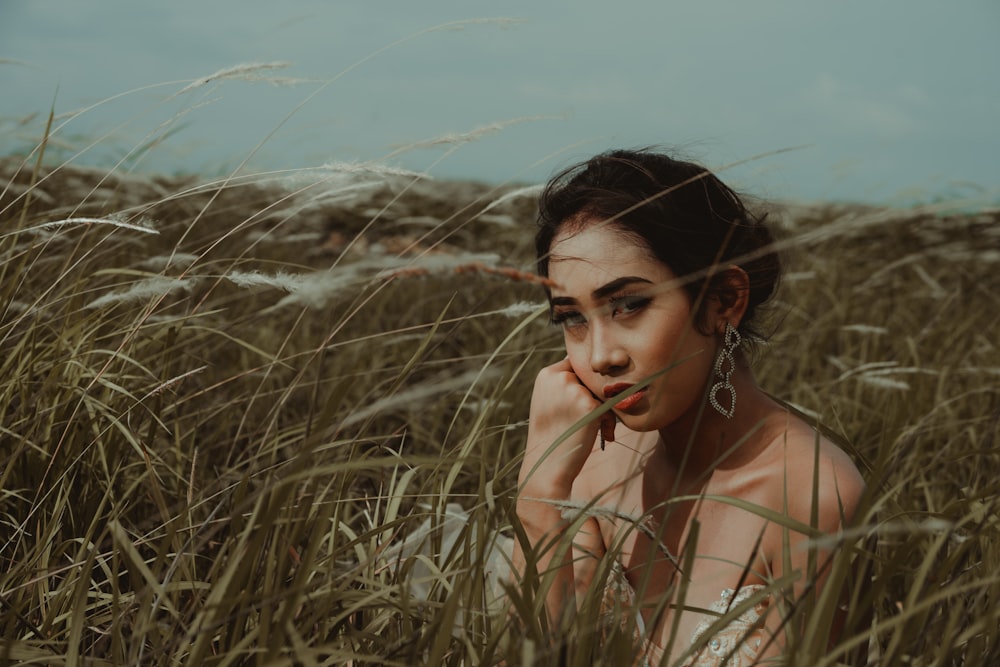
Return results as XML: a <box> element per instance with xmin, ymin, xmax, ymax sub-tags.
<box><xmin>757</xmin><ymin>417</ymin><xmax>866</xmax><ymax>531</ymax></box>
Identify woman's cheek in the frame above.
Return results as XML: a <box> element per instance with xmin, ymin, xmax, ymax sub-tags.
<box><xmin>565</xmin><ymin>350</ymin><xmax>599</xmax><ymax>395</ymax></box>
<box><xmin>561</xmin><ymin>340</ymin><xmax>583</xmax><ymax>373</ymax></box>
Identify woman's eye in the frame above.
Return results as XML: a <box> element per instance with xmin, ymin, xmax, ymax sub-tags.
<box><xmin>610</xmin><ymin>295</ymin><xmax>651</xmax><ymax>317</ymax></box>
<box><xmin>551</xmin><ymin>310</ymin><xmax>586</xmax><ymax>329</ymax></box>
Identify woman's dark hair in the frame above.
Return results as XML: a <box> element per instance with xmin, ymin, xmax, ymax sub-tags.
<box><xmin>536</xmin><ymin>148</ymin><xmax>781</xmax><ymax>342</ymax></box>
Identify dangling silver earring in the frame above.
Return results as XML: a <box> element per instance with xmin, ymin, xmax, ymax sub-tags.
<box><xmin>709</xmin><ymin>322</ymin><xmax>741</xmax><ymax>419</ymax></box>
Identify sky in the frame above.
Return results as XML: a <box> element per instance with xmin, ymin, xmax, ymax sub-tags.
<box><xmin>2</xmin><ymin>1</ymin><xmax>998</xmax><ymax>204</ymax></box>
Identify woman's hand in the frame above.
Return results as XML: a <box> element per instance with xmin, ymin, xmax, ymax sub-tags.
<box><xmin>513</xmin><ymin>357</ymin><xmax>609</xmax><ymax>625</ymax></box>
<box><xmin>519</xmin><ymin>357</ymin><xmax>609</xmax><ymax>498</ymax></box>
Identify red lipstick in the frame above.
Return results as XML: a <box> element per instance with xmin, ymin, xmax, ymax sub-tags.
<box><xmin>603</xmin><ymin>382</ymin><xmax>645</xmax><ymax>411</ymax></box>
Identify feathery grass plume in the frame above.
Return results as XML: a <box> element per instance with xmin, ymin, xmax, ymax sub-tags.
<box><xmin>4</xmin><ymin>300</ymin><xmax>32</xmax><ymax>314</ymax></box>
<box><xmin>379</xmin><ymin>259</ymin><xmax>557</xmax><ymax>288</ymax></box>
<box><xmin>859</xmin><ymin>376</ymin><xmax>911</xmax><ymax>390</ymax></box>
<box><xmin>225</xmin><ymin>261</ymin><xmax>394</xmax><ymax>308</ymax></box>
<box><xmin>226</xmin><ymin>268</ymin><xmax>323</xmax><ymax>291</ymax></box>
<box><xmin>171</xmin><ymin>61</ymin><xmax>296</xmax><ymax>97</ymax></box>
<box><xmin>493</xmin><ymin>301</ymin><xmax>548</xmax><ymax>319</ymax></box>
<box><xmin>840</xmin><ymin>324</ymin><xmax>889</xmax><ymax>335</ymax></box>
<box><xmin>2</xmin><ymin>215</ymin><xmax>159</xmax><ymax>240</ymax></box>
<box><xmin>139</xmin><ymin>253</ymin><xmax>200</xmax><ymax>270</ymax></box>
<box><xmin>318</xmin><ymin>160</ymin><xmax>430</xmax><ymax>179</ymax></box>
<box><xmin>387</xmin><ymin>115</ymin><xmax>560</xmax><ymax>156</ymax></box>
<box><xmin>783</xmin><ymin>270</ymin><xmax>817</xmax><ymax>283</ymax></box>
<box><xmin>226</xmin><ymin>252</ymin><xmax>507</xmax><ymax>308</ymax></box>
<box><xmin>85</xmin><ymin>276</ymin><xmax>194</xmax><ymax>309</ymax></box>
<box><xmin>1</xmin><ymin>179</ymin><xmax>55</xmax><ymax>204</ymax></box>
<box><xmin>261</xmin><ymin>181</ymin><xmax>379</xmax><ymax>220</ymax></box>
<box><xmin>831</xmin><ymin>359</ymin><xmax>898</xmax><ymax>380</ymax></box>
<box><xmin>479</xmin><ymin>183</ymin><xmax>545</xmax><ymax>215</ymax></box>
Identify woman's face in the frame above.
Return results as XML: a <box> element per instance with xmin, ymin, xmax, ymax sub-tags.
<box><xmin>546</xmin><ymin>220</ymin><xmax>719</xmax><ymax>432</ymax></box>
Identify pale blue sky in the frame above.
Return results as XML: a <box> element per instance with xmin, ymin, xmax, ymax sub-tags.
<box><xmin>2</xmin><ymin>1</ymin><xmax>998</xmax><ymax>204</ymax></box>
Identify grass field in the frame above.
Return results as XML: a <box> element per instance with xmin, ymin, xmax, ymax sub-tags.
<box><xmin>1</xmin><ymin>131</ymin><xmax>999</xmax><ymax>666</ymax></box>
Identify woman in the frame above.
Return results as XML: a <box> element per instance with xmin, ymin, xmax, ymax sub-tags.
<box><xmin>512</xmin><ymin>148</ymin><xmax>865</xmax><ymax>665</ymax></box>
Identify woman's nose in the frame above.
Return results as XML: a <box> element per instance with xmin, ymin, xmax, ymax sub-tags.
<box><xmin>589</xmin><ymin>323</ymin><xmax>628</xmax><ymax>374</ymax></box>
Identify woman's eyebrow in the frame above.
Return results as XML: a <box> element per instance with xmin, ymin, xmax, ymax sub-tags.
<box><xmin>593</xmin><ymin>276</ymin><xmax>653</xmax><ymax>299</ymax></box>
<box><xmin>549</xmin><ymin>276</ymin><xmax>653</xmax><ymax>307</ymax></box>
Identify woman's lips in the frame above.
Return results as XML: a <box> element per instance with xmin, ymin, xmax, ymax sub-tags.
<box><xmin>604</xmin><ymin>383</ymin><xmax>646</xmax><ymax>411</ymax></box>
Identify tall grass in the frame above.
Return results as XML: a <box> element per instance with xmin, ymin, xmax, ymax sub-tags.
<box><xmin>2</xmin><ymin>61</ymin><xmax>1000</xmax><ymax>665</ymax></box>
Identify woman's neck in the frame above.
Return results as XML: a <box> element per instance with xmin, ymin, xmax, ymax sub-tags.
<box><xmin>656</xmin><ymin>363</ymin><xmax>778</xmax><ymax>483</ymax></box>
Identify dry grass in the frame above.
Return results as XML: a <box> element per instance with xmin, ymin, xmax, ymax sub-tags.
<box><xmin>1</xmin><ymin>127</ymin><xmax>999</xmax><ymax>665</ymax></box>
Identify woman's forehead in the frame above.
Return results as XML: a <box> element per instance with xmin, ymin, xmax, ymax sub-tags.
<box><xmin>547</xmin><ymin>224</ymin><xmax>675</xmax><ymax>298</ymax></box>
<box><xmin>549</xmin><ymin>223</ymin><xmax>657</xmax><ymax>268</ymax></box>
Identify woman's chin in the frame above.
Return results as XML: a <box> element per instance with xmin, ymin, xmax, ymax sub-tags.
<box><xmin>615</xmin><ymin>414</ymin><xmax>660</xmax><ymax>434</ymax></box>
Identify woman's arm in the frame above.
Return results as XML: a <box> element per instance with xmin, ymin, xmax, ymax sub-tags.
<box><xmin>512</xmin><ymin>494</ymin><xmax>605</xmax><ymax>624</ymax></box>
<box><xmin>761</xmin><ymin>434</ymin><xmax>866</xmax><ymax>656</ymax></box>
<box><xmin>512</xmin><ymin>357</ymin><xmax>608</xmax><ymax>625</ymax></box>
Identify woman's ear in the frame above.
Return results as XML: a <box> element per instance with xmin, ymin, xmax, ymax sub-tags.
<box><xmin>709</xmin><ymin>266</ymin><xmax>750</xmax><ymax>334</ymax></box>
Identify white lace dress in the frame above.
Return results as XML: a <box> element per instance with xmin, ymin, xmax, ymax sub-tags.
<box><xmin>383</xmin><ymin>504</ymin><xmax>770</xmax><ymax>666</ymax></box>
<box><xmin>601</xmin><ymin>560</ymin><xmax>768</xmax><ymax>666</ymax></box>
